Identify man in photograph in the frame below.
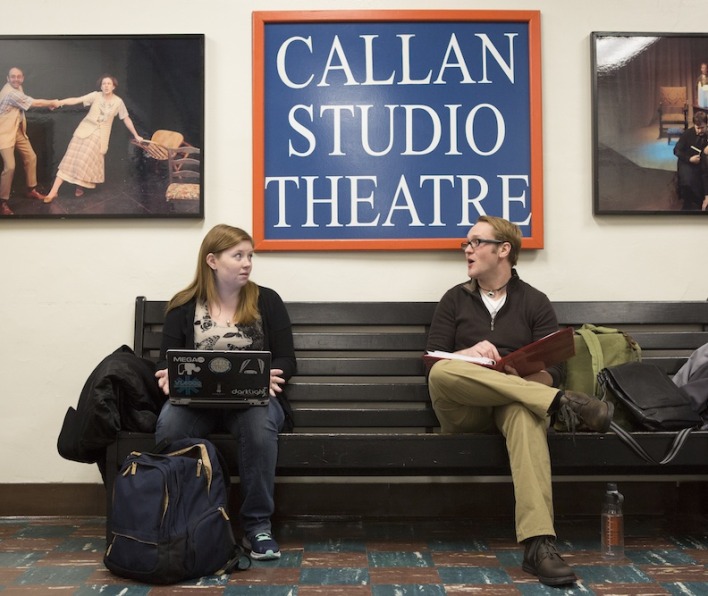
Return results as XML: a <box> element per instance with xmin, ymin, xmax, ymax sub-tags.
<box><xmin>0</xmin><ymin>66</ymin><xmax>58</xmax><ymax>215</ymax></box>
<box><xmin>673</xmin><ymin>111</ymin><xmax>708</xmax><ymax>211</ymax></box>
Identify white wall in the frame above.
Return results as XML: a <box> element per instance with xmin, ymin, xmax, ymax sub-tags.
<box><xmin>2</xmin><ymin>0</ymin><xmax>706</xmax><ymax>485</ymax></box>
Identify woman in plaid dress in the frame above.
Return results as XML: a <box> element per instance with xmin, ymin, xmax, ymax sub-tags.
<box><xmin>44</xmin><ymin>75</ymin><xmax>143</xmax><ymax>203</ymax></box>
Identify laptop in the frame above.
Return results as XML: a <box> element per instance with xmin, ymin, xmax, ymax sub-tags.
<box><xmin>166</xmin><ymin>349</ymin><xmax>271</xmax><ymax>407</ymax></box>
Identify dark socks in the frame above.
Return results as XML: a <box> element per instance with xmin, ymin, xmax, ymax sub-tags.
<box><xmin>547</xmin><ymin>391</ymin><xmax>563</xmax><ymax>414</ymax></box>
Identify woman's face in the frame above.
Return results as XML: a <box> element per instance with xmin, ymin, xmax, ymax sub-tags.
<box><xmin>208</xmin><ymin>241</ymin><xmax>254</xmax><ymax>292</ymax></box>
<box><xmin>100</xmin><ymin>78</ymin><xmax>116</xmax><ymax>94</ymax></box>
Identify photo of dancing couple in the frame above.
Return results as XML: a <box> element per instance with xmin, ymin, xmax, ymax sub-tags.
<box><xmin>0</xmin><ymin>35</ymin><xmax>204</xmax><ymax>219</ymax></box>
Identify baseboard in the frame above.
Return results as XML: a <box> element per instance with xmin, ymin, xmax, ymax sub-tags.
<box><xmin>0</xmin><ymin>484</ymin><xmax>106</xmax><ymax>516</ymax></box>
<box><xmin>1</xmin><ymin>480</ymin><xmax>705</xmax><ymax>518</ymax></box>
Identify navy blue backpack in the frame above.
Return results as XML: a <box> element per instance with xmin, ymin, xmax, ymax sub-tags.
<box><xmin>104</xmin><ymin>438</ymin><xmax>250</xmax><ymax>584</ymax></box>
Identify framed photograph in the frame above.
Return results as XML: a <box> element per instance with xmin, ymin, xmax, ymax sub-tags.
<box><xmin>592</xmin><ymin>32</ymin><xmax>708</xmax><ymax>214</ymax></box>
<box><xmin>253</xmin><ymin>10</ymin><xmax>544</xmax><ymax>251</ymax></box>
<box><xmin>0</xmin><ymin>34</ymin><xmax>204</xmax><ymax>219</ymax></box>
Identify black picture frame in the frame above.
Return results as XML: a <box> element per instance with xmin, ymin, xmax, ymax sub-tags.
<box><xmin>592</xmin><ymin>31</ymin><xmax>708</xmax><ymax>214</ymax></box>
<box><xmin>0</xmin><ymin>34</ymin><xmax>204</xmax><ymax>219</ymax></box>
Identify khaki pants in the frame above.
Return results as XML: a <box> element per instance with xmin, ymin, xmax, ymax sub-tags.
<box><xmin>0</xmin><ymin>130</ymin><xmax>38</xmax><ymax>200</ymax></box>
<box><xmin>428</xmin><ymin>359</ymin><xmax>559</xmax><ymax>542</ymax></box>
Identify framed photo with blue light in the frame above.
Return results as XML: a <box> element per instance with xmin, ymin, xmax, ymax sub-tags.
<box><xmin>253</xmin><ymin>10</ymin><xmax>544</xmax><ymax>251</ymax></box>
<box><xmin>0</xmin><ymin>34</ymin><xmax>204</xmax><ymax>220</ymax></box>
<box><xmin>592</xmin><ymin>31</ymin><xmax>708</xmax><ymax>214</ymax></box>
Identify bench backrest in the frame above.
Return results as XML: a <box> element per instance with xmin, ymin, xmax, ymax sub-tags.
<box><xmin>134</xmin><ymin>298</ymin><xmax>708</xmax><ymax>433</ymax></box>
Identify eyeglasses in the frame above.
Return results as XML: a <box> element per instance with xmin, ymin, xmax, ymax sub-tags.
<box><xmin>460</xmin><ymin>238</ymin><xmax>505</xmax><ymax>250</ymax></box>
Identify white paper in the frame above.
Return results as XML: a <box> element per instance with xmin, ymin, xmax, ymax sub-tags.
<box><xmin>426</xmin><ymin>350</ymin><xmax>496</xmax><ymax>367</ymax></box>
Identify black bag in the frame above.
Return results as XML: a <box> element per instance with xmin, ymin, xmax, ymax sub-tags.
<box><xmin>597</xmin><ymin>362</ymin><xmax>703</xmax><ymax>464</ymax></box>
<box><xmin>104</xmin><ymin>439</ymin><xmax>250</xmax><ymax>584</ymax></box>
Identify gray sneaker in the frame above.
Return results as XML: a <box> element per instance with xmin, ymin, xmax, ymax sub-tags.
<box><xmin>242</xmin><ymin>532</ymin><xmax>281</xmax><ymax>560</ymax></box>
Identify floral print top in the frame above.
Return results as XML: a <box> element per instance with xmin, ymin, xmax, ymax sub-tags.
<box><xmin>193</xmin><ymin>299</ymin><xmax>264</xmax><ymax>351</ymax></box>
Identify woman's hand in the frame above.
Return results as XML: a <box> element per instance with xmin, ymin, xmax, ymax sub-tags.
<box><xmin>155</xmin><ymin>368</ymin><xmax>170</xmax><ymax>396</ymax></box>
<box><xmin>269</xmin><ymin>368</ymin><xmax>285</xmax><ymax>397</ymax></box>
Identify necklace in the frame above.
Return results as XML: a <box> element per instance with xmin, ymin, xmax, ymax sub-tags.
<box><xmin>477</xmin><ymin>281</ymin><xmax>509</xmax><ymax>298</ymax></box>
<box><xmin>207</xmin><ymin>302</ymin><xmax>235</xmax><ymax>327</ymax></box>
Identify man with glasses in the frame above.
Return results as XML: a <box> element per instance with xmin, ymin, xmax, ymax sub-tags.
<box><xmin>673</xmin><ymin>110</ymin><xmax>708</xmax><ymax>211</ymax></box>
<box><xmin>425</xmin><ymin>215</ymin><xmax>613</xmax><ymax>588</ymax></box>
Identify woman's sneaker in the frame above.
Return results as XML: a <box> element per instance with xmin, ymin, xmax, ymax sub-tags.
<box><xmin>243</xmin><ymin>532</ymin><xmax>281</xmax><ymax>560</ymax></box>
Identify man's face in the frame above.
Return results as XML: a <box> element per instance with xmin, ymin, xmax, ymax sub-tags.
<box><xmin>7</xmin><ymin>69</ymin><xmax>24</xmax><ymax>90</ymax></box>
<box><xmin>695</xmin><ymin>123</ymin><xmax>706</xmax><ymax>136</ymax></box>
<box><xmin>462</xmin><ymin>222</ymin><xmax>505</xmax><ymax>279</ymax></box>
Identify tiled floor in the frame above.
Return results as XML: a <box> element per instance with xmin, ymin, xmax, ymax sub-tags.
<box><xmin>1</xmin><ymin>514</ymin><xmax>707</xmax><ymax>594</ymax></box>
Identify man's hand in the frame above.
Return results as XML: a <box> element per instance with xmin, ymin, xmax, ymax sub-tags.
<box><xmin>504</xmin><ymin>364</ymin><xmax>520</xmax><ymax>377</ymax></box>
<box><xmin>457</xmin><ymin>340</ymin><xmax>501</xmax><ymax>362</ymax></box>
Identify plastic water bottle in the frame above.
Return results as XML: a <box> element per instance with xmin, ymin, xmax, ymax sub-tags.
<box><xmin>601</xmin><ymin>482</ymin><xmax>624</xmax><ymax>560</ymax></box>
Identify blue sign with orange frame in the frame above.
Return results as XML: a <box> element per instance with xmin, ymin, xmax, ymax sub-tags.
<box><xmin>253</xmin><ymin>10</ymin><xmax>543</xmax><ymax>251</ymax></box>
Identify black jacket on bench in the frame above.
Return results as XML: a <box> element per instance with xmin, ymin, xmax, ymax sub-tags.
<box><xmin>57</xmin><ymin>345</ymin><xmax>165</xmax><ymax>478</ymax></box>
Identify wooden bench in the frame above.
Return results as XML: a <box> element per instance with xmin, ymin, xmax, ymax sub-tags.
<box><xmin>105</xmin><ymin>298</ymin><xmax>708</xmax><ymax>519</ymax></box>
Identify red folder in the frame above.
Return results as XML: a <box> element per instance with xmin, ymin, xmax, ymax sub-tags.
<box><xmin>424</xmin><ymin>326</ymin><xmax>575</xmax><ymax>377</ymax></box>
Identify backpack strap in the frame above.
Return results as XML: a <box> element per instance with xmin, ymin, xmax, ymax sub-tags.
<box><xmin>216</xmin><ymin>544</ymin><xmax>252</xmax><ymax>574</ymax></box>
<box><xmin>576</xmin><ymin>325</ymin><xmax>606</xmax><ymax>395</ymax></box>
<box><xmin>609</xmin><ymin>421</ymin><xmax>694</xmax><ymax>465</ymax></box>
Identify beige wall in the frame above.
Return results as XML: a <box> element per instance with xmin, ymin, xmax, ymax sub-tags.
<box><xmin>2</xmin><ymin>0</ymin><xmax>706</xmax><ymax>485</ymax></box>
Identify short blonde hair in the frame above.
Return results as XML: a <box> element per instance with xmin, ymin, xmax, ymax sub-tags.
<box><xmin>476</xmin><ymin>215</ymin><xmax>522</xmax><ymax>266</ymax></box>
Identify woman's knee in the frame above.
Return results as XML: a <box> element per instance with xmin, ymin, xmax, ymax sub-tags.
<box><xmin>155</xmin><ymin>403</ymin><xmax>211</xmax><ymax>442</ymax></box>
<box><xmin>228</xmin><ymin>400</ymin><xmax>283</xmax><ymax>444</ymax></box>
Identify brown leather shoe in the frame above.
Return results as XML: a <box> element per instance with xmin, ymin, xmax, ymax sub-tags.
<box><xmin>26</xmin><ymin>188</ymin><xmax>47</xmax><ymax>201</ymax></box>
<box><xmin>0</xmin><ymin>201</ymin><xmax>13</xmax><ymax>216</ymax></box>
<box><xmin>560</xmin><ymin>391</ymin><xmax>614</xmax><ymax>433</ymax></box>
<box><xmin>522</xmin><ymin>535</ymin><xmax>577</xmax><ymax>587</ymax></box>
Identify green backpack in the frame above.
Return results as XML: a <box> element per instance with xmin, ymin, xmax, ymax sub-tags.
<box><xmin>563</xmin><ymin>324</ymin><xmax>642</xmax><ymax>397</ymax></box>
<box><xmin>559</xmin><ymin>324</ymin><xmax>642</xmax><ymax>430</ymax></box>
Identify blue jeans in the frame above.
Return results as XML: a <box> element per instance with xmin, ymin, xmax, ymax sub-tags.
<box><xmin>155</xmin><ymin>399</ymin><xmax>285</xmax><ymax>537</ymax></box>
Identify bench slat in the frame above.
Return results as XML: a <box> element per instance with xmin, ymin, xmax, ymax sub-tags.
<box><xmin>286</xmin><ymin>302</ymin><xmax>438</xmax><ymax>325</ymax></box>
<box><xmin>294</xmin><ymin>331</ymin><xmax>427</xmax><ymax>351</ymax></box>
<box><xmin>275</xmin><ymin>432</ymin><xmax>708</xmax><ymax>474</ymax></box>
<box><xmin>291</xmin><ymin>408</ymin><xmax>438</xmax><ymax>428</ymax></box>
<box><xmin>288</xmin><ymin>381</ymin><xmax>429</xmax><ymax>402</ymax></box>
<box><xmin>108</xmin><ymin>431</ymin><xmax>708</xmax><ymax>477</ymax></box>
<box><xmin>554</xmin><ymin>301</ymin><xmax>708</xmax><ymax>326</ymax></box>
<box><xmin>627</xmin><ymin>331</ymin><xmax>708</xmax><ymax>350</ymax></box>
<box><xmin>295</xmin><ymin>356</ymin><xmax>425</xmax><ymax>376</ymax></box>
